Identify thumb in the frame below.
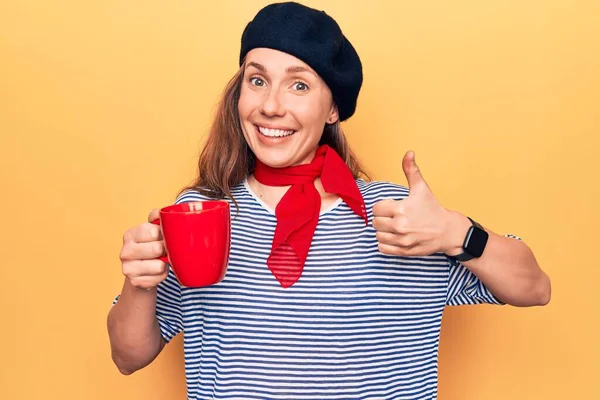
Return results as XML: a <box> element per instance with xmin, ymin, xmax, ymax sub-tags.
<box><xmin>147</xmin><ymin>208</ymin><xmax>161</xmax><ymax>223</ymax></box>
<box><xmin>402</xmin><ymin>151</ymin><xmax>428</xmax><ymax>194</ymax></box>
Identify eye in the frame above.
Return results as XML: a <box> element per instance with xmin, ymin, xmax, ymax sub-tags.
<box><xmin>292</xmin><ymin>81</ymin><xmax>309</xmax><ymax>91</ymax></box>
<box><xmin>249</xmin><ymin>77</ymin><xmax>266</xmax><ymax>87</ymax></box>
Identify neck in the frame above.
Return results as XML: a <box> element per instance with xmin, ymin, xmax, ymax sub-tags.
<box><xmin>247</xmin><ymin>175</ymin><xmax>338</xmax><ymax>211</ymax></box>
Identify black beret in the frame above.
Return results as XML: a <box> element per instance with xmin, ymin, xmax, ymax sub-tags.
<box><xmin>239</xmin><ymin>2</ymin><xmax>363</xmax><ymax>121</ymax></box>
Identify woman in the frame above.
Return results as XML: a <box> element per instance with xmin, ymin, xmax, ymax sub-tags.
<box><xmin>107</xmin><ymin>3</ymin><xmax>551</xmax><ymax>399</ymax></box>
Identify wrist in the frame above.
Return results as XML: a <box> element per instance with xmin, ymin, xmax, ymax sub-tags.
<box><xmin>125</xmin><ymin>277</ymin><xmax>158</xmax><ymax>295</ymax></box>
<box><xmin>443</xmin><ymin>210</ymin><xmax>472</xmax><ymax>256</ymax></box>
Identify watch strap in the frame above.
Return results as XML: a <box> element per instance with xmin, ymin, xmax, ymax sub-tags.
<box><xmin>448</xmin><ymin>217</ymin><xmax>485</xmax><ymax>263</ymax></box>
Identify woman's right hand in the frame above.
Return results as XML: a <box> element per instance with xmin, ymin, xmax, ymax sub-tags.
<box><xmin>119</xmin><ymin>209</ymin><xmax>169</xmax><ymax>290</ymax></box>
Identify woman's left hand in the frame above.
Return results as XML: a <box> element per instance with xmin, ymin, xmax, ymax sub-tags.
<box><xmin>372</xmin><ymin>151</ymin><xmax>469</xmax><ymax>257</ymax></box>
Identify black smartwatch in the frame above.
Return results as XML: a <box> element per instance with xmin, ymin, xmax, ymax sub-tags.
<box><xmin>447</xmin><ymin>217</ymin><xmax>488</xmax><ymax>262</ymax></box>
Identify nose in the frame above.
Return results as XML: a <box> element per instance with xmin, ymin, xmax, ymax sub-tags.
<box><xmin>259</xmin><ymin>87</ymin><xmax>286</xmax><ymax>118</ymax></box>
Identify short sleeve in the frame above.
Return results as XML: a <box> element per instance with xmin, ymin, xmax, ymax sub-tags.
<box><xmin>155</xmin><ymin>267</ymin><xmax>184</xmax><ymax>343</ymax></box>
<box><xmin>445</xmin><ymin>233</ymin><xmax>522</xmax><ymax>306</ymax></box>
<box><xmin>445</xmin><ymin>258</ymin><xmax>504</xmax><ymax>306</ymax></box>
<box><xmin>111</xmin><ymin>269</ymin><xmax>183</xmax><ymax>342</ymax></box>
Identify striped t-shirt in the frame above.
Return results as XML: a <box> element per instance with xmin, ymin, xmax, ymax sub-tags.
<box><xmin>152</xmin><ymin>179</ymin><xmax>503</xmax><ymax>400</ymax></box>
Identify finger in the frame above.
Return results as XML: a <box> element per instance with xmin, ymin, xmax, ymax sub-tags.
<box><xmin>129</xmin><ymin>223</ymin><xmax>163</xmax><ymax>244</ymax></box>
<box><xmin>372</xmin><ymin>199</ymin><xmax>398</xmax><ymax>218</ymax></box>
<box><xmin>372</xmin><ymin>216</ymin><xmax>397</xmax><ymax>233</ymax></box>
<box><xmin>147</xmin><ymin>208</ymin><xmax>160</xmax><ymax>223</ymax></box>
<box><xmin>378</xmin><ymin>242</ymin><xmax>405</xmax><ymax>256</ymax></box>
<box><xmin>376</xmin><ymin>231</ymin><xmax>415</xmax><ymax>248</ymax></box>
<box><xmin>379</xmin><ymin>242</ymin><xmax>434</xmax><ymax>257</ymax></box>
<box><xmin>378</xmin><ymin>243</ymin><xmax>420</xmax><ymax>257</ymax></box>
<box><xmin>402</xmin><ymin>151</ymin><xmax>429</xmax><ymax>195</ymax></box>
<box><xmin>120</xmin><ymin>240</ymin><xmax>166</xmax><ymax>262</ymax></box>
<box><xmin>128</xmin><ymin>271</ymin><xmax>169</xmax><ymax>290</ymax></box>
<box><xmin>123</xmin><ymin>259</ymin><xmax>168</xmax><ymax>278</ymax></box>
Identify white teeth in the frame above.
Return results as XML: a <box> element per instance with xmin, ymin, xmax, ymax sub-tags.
<box><xmin>258</xmin><ymin>126</ymin><xmax>295</xmax><ymax>138</ymax></box>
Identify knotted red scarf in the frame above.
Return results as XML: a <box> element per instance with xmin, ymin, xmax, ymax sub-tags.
<box><xmin>253</xmin><ymin>145</ymin><xmax>368</xmax><ymax>288</ymax></box>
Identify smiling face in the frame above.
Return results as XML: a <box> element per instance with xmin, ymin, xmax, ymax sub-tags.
<box><xmin>237</xmin><ymin>48</ymin><xmax>339</xmax><ymax>168</ymax></box>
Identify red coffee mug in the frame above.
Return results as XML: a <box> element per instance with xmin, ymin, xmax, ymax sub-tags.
<box><xmin>152</xmin><ymin>200</ymin><xmax>230</xmax><ymax>287</ymax></box>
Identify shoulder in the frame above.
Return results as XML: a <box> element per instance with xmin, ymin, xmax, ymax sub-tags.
<box><xmin>175</xmin><ymin>190</ymin><xmax>212</xmax><ymax>204</ymax></box>
<box><xmin>174</xmin><ymin>181</ymin><xmax>247</xmax><ymax>205</ymax></box>
<box><xmin>356</xmin><ymin>179</ymin><xmax>409</xmax><ymax>205</ymax></box>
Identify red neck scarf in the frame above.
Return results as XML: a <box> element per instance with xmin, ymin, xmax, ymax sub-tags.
<box><xmin>253</xmin><ymin>144</ymin><xmax>368</xmax><ymax>288</ymax></box>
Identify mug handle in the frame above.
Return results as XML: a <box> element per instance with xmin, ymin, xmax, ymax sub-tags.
<box><xmin>151</xmin><ymin>218</ymin><xmax>169</xmax><ymax>264</ymax></box>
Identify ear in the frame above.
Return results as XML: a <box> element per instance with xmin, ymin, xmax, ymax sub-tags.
<box><xmin>326</xmin><ymin>104</ymin><xmax>340</xmax><ymax>125</ymax></box>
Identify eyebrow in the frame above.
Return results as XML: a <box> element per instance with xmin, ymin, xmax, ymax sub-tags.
<box><xmin>285</xmin><ymin>66</ymin><xmax>313</xmax><ymax>74</ymax></box>
<box><xmin>245</xmin><ymin>62</ymin><xmax>315</xmax><ymax>76</ymax></box>
<box><xmin>246</xmin><ymin>62</ymin><xmax>266</xmax><ymax>72</ymax></box>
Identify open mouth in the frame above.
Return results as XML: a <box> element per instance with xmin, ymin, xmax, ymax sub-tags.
<box><xmin>255</xmin><ymin>125</ymin><xmax>296</xmax><ymax>138</ymax></box>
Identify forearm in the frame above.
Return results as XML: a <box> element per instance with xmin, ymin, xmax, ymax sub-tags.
<box><xmin>107</xmin><ymin>278</ymin><xmax>165</xmax><ymax>374</ymax></box>
<box><xmin>446</xmin><ymin>211</ymin><xmax>551</xmax><ymax>307</ymax></box>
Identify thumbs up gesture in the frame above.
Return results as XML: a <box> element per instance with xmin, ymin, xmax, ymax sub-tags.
<box><xmin>372</xmin><ymin>151</ymin><xmax>467</xmax><ymax>257</ymax></box>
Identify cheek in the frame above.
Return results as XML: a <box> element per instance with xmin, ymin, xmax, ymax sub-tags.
<box><xmin>291</xmin><ymin>97</ymin><xmax>330</xmax><ymax>127</ymax></box>
<box><xmin>237</xmin><ymin>87</ymin><xmax>251</xmax><ymax>117</ymax></box>
<box><xmin>237</xmin><ymin>89</ymin><xmax>253</xmax><ymax>143</ymax></box>
<box><xmin>238</xmin><ymin>84</ymin><xmax>262</xmax><ymax>116</ymax></box>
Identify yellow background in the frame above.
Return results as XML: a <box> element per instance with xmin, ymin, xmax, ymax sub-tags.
<box><xmin>1</xmin><ymin>0</ymin><xmax>598</xmax><ymax>399</ymax></box>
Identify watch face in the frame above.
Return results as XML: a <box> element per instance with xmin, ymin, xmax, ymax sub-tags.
<box><xmin>465</xmin><ymin>227</ymin><xmax>489</xmax><ymax>257</ymax></box>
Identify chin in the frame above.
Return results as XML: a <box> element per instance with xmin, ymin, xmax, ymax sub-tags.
<box><xmin>253</xmin><ymin>150</ymin><xmax>298</xmax><ymax>169</ymax></box>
